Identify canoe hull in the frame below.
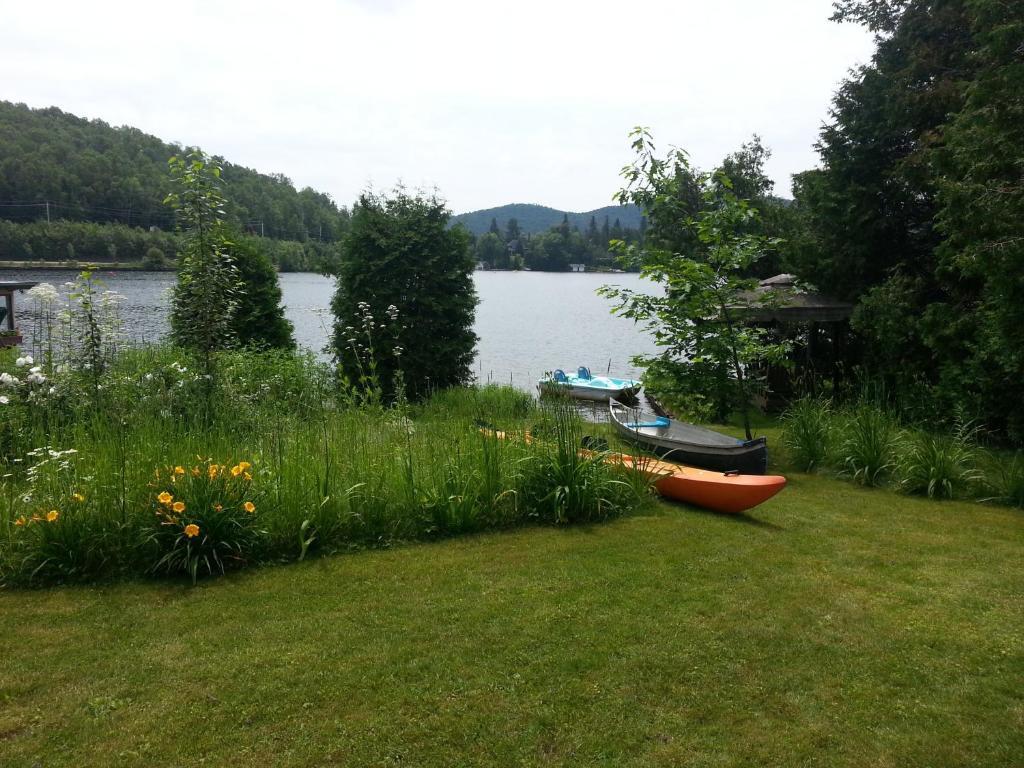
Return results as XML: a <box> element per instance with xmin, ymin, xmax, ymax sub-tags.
<box><xmin>610</xmin><ymin>401</ymin><xmax>768</xmax><ymax>475</ymax></box>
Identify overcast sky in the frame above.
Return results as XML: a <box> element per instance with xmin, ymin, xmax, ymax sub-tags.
<box><xmin>1</xmin><ymin>0</ymin><xmax>874</xmax><ymax>213</ymax></box>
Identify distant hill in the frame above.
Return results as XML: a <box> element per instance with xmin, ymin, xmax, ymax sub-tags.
<box><xmin>0</xmin><ymin>101</ymin><xmax>348</xmax><ymax>242</ymax></box>
<box><xmin>453</xmin><ymin>203</ymin><xmax>643</xmax><ymax>236</ymax></box>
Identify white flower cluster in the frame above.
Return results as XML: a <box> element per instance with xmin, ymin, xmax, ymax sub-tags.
<box><xmin>1</xmin><ymin>356</ymin><xmax>53</xmax><ymax>403</ymax></box>
<box><xmin>26</xmin><ymin>282</ymin><xmax>60</xmax><ymax>305</ymax></box>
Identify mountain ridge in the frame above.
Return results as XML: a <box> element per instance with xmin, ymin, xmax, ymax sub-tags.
<box><xmin>452</xmin><ymin>202</ymin><xmax>643</xmax><ymax>237</ymax></box>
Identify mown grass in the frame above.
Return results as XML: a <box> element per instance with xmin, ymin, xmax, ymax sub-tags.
<box><xmin>1</xmin><ymin>473</ymin><xmax>1021</xmax><ymax>767</ymax></box>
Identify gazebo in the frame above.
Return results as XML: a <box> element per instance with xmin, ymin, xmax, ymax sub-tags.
<box><xmin>732</xmin><ymin>274</ymin><xmax>854</xmax><ymax>397</ymax></box>
<box><xmin>0</xmin><ymin>281</ymin><xmax>39</xmax><ymax>349</ymax></box>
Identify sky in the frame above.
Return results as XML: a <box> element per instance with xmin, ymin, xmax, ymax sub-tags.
<box><xmin>0</xmin><ymin>0</ymin><xmax>875</xmax><ymax>214</ymax></box>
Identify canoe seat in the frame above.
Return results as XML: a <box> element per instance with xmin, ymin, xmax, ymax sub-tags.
<box><xmin>624</xmin><ymin>417</ymin><xmax>670</xmax><ymax>429</ymax></box>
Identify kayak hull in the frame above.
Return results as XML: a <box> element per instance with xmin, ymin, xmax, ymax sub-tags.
<box><xmin>610</xmin><ymin>453</ymin><xmax>786</xmax><ymax>513</ymax></box>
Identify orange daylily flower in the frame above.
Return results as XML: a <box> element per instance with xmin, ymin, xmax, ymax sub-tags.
<box><xmin>184</xmin><ymin>523</ymin><xmax>200</xmax><ymax>538</ymax></box>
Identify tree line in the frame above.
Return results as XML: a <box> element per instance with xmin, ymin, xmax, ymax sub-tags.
<box><xmin>0</xmin><ymin>219</ymin><xmax>341</xmax><ymax>273</ymax></box>
<box><xmin>470</xmin><ymin>213</ymin><xmax>644</xmax><ymax>271</ymax></box>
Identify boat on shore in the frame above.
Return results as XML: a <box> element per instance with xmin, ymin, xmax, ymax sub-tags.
<box><xmin>537</xmin><ymin>367</ymin><xmax>641</xmax><ymax>402</ymax></box>
<box><xmin>602</xmin><ymin>452</ymin><xmax>785</xmax><ymax>513</ymax></box>
<box><xmin>609</xmin><ymin>400</ymin><xmax>768</xmax><ymax>475</ymax></box>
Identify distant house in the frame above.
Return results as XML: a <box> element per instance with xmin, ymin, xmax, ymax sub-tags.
<box><xmin>569</xmin><ymin>263</ymin><xmax>585</xmax><ymax>273</ymax></box>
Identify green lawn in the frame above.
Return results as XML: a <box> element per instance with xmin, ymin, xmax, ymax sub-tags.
<box><xmin>2</xmin><ymin>474</ymin><xmax>1022</xmax><ymax>767</ymax></box>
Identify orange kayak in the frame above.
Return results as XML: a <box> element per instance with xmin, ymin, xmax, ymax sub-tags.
<box><xmin>479</xmin><ymin>428</ymin><xmax>785</xmax><ymax>514</ymax></box>
<box><xmin>606</xmin><ymin>453</ymin><xmax>786</xmax><ymax>514</ymax></box>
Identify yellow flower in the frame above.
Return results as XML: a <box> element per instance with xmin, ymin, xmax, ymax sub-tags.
<box><xmin>174</xmin><ymin>466</ymin><xmax>185</xmax><ymax>476</ymax></box>
<box><xmin>243</xmin><ymin>472</ymin><xmax>252</xmax><ymax>482</ymax></box>
<box><xmin>213</xmin><ymin>504</ymin><xmax>223</xmax><ymax>512</ymax></box>
<box><xmin>157</xmin><ymin>491</ymin><xmax>173</xmax><ymax>505</ymax></box>
<box><xmin>14</xmin><ymin>516</ymin><xmax>26</xmax><ymax>527</ymax></box>
<box><xmin>183</xmin><ymin>523</ymin><xmax>200</xmax><ymax>538</ymax></box>
<box><xmin>172</xmin><ymin>501</ymin><xmax>186</xmax><ymax>513</ymax></box>
<box><xmin>191</xmin><ymin>467</ymin><xmax>201</xmax><ymax>477</ymax></box>
<box><xmin>73</xmin><ymin>492</ymin><xmax>85</xmax><ymax>502</ymax></box>
<box><xmin>207</xmin><ymin>465</ymin><xmax>219</xmax><ymax>479</ymax></box>
<box><xmin>230</xmin><ymin>465</ymin><xmax>242</xmax><ymax>477</ymax></box>
<box><xmin>238</xmin><ymin>461</ymin><xmax>252</xmax><ymax>472</ymax></box>
<box><xmin>243</xmin><ymin>501</ymin><xmax>256</xmax><ymax>514</ymax></box>
<box><xmin>46</xmin><ymin>510</ymin><xmax>59</xmax><ymax>522</ymax></box>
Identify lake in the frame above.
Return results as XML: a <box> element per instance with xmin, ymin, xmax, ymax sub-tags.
<box><xmin>3</xmin><ymin>269</ymin><xmax>659</xmax><ymax>391</ymax></box>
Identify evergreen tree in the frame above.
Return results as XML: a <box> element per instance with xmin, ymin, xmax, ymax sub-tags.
<box><xmin>488</xmin><ymin>217</ymin><xmax>501</xmax><ymax>237</ymax></box>
<box><xmin>331</xmin><ymin>189</ymin><xmax>477</xmax><ymax>400</ymax></box>
<box><xmin>505</xmin><ymin>218</ymin><xmax>521</xmax><ymax>243</ymax></box>
<box><xmin>229</xmin><ymin>239</ymin><xmax>295</xmax><ymax>349</ymax></box>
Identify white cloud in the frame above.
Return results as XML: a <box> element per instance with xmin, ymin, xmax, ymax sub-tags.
<box><xmin>0</xmin><ymin>0</ymin><xmax>873</xmax><ymax>211</ymax></box>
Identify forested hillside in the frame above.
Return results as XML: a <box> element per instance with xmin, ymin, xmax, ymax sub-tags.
<box><xmin>453</xmin><ymin>203</ymin><xmax>643</xmax><ymax>236</ymax></box>
<box><xmin>0</xmin><ymin>101</ymin><xmax>348</xmax><ymax>241</ymax></box>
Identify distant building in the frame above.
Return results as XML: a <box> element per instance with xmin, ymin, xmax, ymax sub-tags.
<box><xmin>569</xmin><ymin>263</ymin><xmax>585</xmax><ymax>273</ymax></box>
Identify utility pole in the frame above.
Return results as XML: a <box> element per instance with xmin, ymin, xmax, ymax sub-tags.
<box><xmin>260</xmin><ymin>220</ymin><xmax>264</xmax><ymax>237</ymax></box>
<box><xmin>45</xmin><ymin>201</ymin><xmax>50</xmax><ymax>224</ymax></box>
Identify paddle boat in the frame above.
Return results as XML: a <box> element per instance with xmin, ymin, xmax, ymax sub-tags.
<box><xmin>609</xmin><ymin>400</ymin><xmax>769</xmax><ymax>475</ymax></box>
<box><xmin>537</xmin><ymin>367</ymin><xmax>641</xmax><ymax>402</ymax></box>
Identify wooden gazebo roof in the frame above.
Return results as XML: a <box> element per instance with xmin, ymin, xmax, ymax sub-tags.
<box><xmin>732</xmin><ymin>274</ymin><xmax>853</xmax><ymax>323</ymax></box>
<box><xmin>0</xmin><ymin>281</ymin><xmax>39</xmax><ymax>293</ymax></box>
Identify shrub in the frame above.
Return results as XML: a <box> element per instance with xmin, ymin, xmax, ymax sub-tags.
<box><xmin>838</xmin><ymin>406</ymin><xmax>900</xmax><ymax>486</ymax></box>
<box><xmin>781</xmin><ymin>398</ymin><xmax>836</xmax><ymax>472</ymax></box>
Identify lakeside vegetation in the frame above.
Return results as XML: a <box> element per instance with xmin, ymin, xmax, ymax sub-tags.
<box><xmin>1</xmin><ymin>2</ymin><xmax>1022</xmax><ymax>764</ymax></box>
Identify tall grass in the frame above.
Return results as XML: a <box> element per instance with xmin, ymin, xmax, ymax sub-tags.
<box><xmin>0</xmin><ymin>351</ymin><xmax>650</xmax><ymax>585</ymax></box>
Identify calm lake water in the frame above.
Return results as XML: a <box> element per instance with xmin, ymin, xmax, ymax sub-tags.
<box><xmin>4</xmin><ymin>269</ymin><xmax>658</xmax><ymax>391</ymax></box>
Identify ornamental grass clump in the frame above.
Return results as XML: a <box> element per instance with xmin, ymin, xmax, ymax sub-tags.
<box><xmin>838</xmin><ymin>405</ymin><xmax>900</xmax><ymax>487</ymax></box>
<box><xmin>781</xmin><ymin>397</ymin><xmax>836</xmax><ymax>472</ymax></box>
<box><xmin>979</xmin><ymin>452</ymin><xmax>1024</xmax><ymax>508</ymax></box>
<box><xmin>896</xmin><ymin>422</ymin><xmax>983</xmax><ymax>500</ymax></box>
<box><xmin>147</xmin><ymin>459</ymin><xmax>266</xmax><ymax>584</ymax></box>
<box><xmin>518</xmin><ymin>404</ymin><xmax>647</xmax><ymax>525</ymax></box>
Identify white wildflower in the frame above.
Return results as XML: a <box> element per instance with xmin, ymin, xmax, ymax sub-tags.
<box><xmin>0</xmin><ymin>395</ymin><xmax>9</xmax><ymax>405</ymax></box>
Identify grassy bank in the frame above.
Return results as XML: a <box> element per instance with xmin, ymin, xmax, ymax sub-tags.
<box><xmin>1</xmin><ymin>473</ymin><xmax>1021</xmax><ymax>766</ymax></box>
